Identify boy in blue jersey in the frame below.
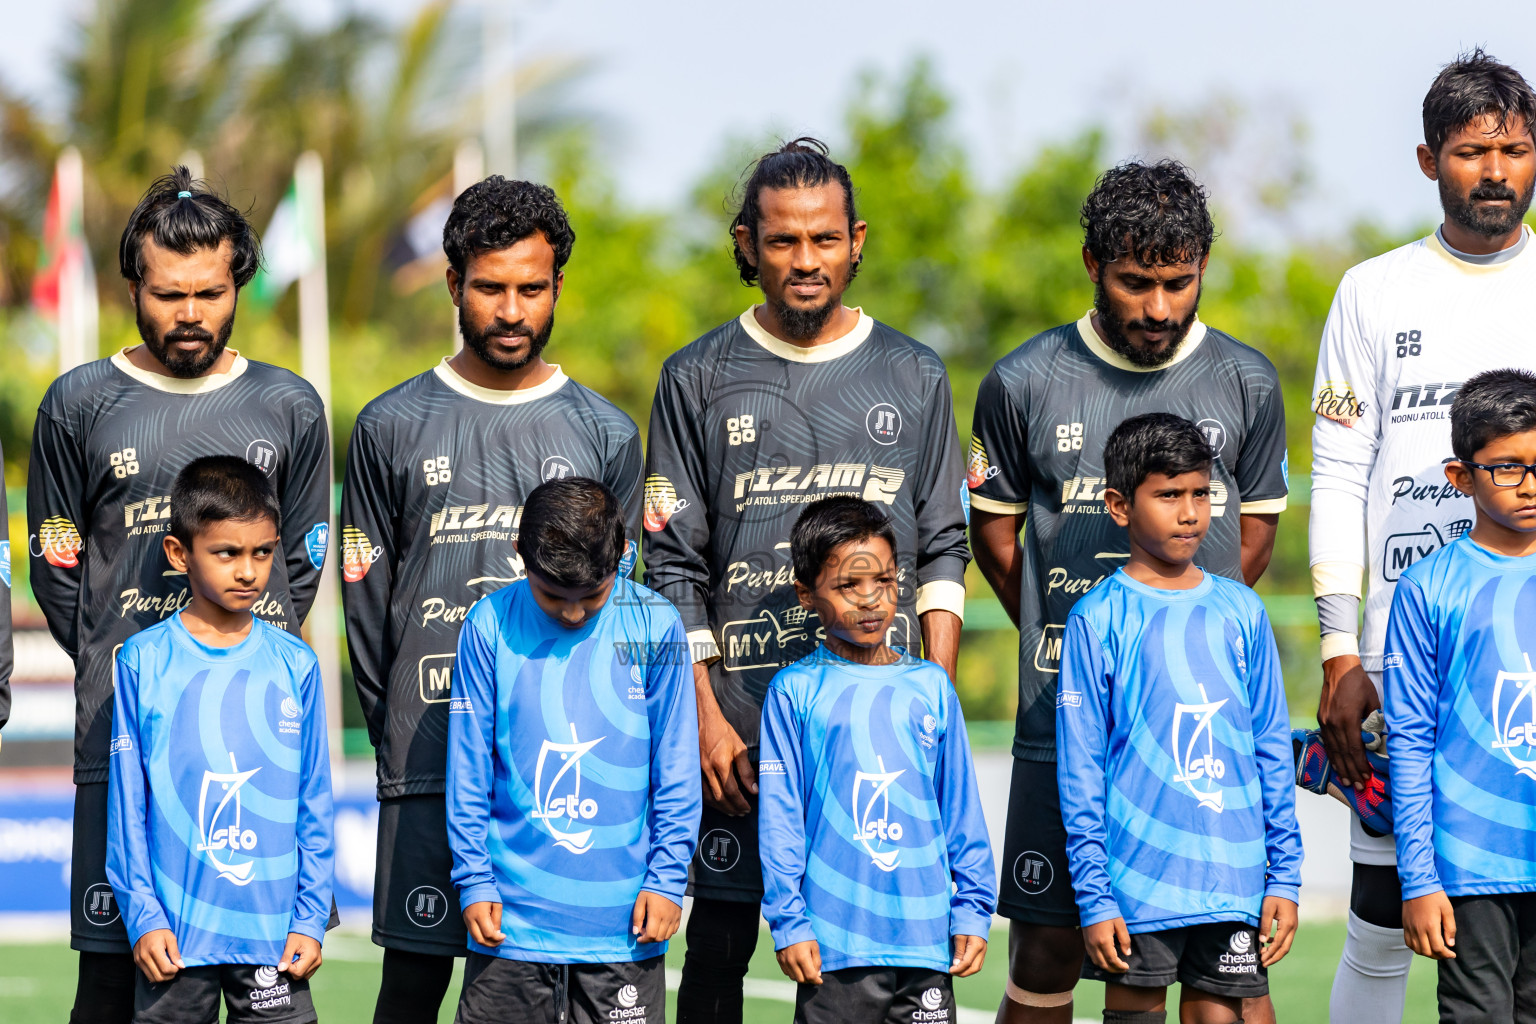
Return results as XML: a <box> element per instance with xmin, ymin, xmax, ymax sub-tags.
<box><xmin>446</xmin><ymin>477</ymin><xmax>700</xmax><ymax>1024</ymax></box>
<box><xmin>758</xmin><ymin>496</ymin><xmax>995</xmax><ymax>1023</ymax></box>
<box><xmin>1386</xmin><ymin>368</ymin><xmax>1536</xmax><ymax>1022</ymax></box>
<box><xmin>107</xmin><ymin>456</ymin><xmax>334</xmax><ymax>1024</ymax></box>
<box><xmin>1056</xmin><ymin>414</ymin><xmax>1301</xmax><ymax>1024</ymax></box>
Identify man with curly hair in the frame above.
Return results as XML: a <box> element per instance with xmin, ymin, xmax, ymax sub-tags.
<box><xmin>968</xmin><ymin>160</ymin><xmax>1289</xmax><ymax>1024</ymax></box>
<box><xmin>339</xmin><ymin>176</ymin><xmax>643</xmax><ymax>1024</ymax></box>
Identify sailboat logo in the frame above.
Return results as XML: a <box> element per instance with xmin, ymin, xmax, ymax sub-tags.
<box><xmin>1491</xmin><ymin>654</ymin><xmax>1536</xmax><ymax>779</ymax></box>
<box><xmin>1171</xmin><ymin>684</ymin><xmax>1228</xmax><ymax>812</ymax></box>
<box><xmin>197</xmin><ymin>753</ymin><xmax>261</xmax><ymax>884</ymax></box>
<box><xmin>531</xmin><ymin>723</ymin><xmax>604</xmax><ymax>854</ymax></box>
<box><xmin>850</xmin><ymin>756</ymin><xmax>905</xmax><ymax>872</ymax></box>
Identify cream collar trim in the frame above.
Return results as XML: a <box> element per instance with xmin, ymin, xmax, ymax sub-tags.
<box><xmin>432</xmin><ymin>358</ymin><xmax>569</xmax><ymax>405</ymax></box>
<box><xmin>1075</xmin><ymin>311</ymin><xmax>1207</xmax><ymax>373</ymax></box>
<box><xmin>1425</xmin><ymin>224</ymin><xmax>1535</xmax><ymax>274</ymax></box>
<box><xmin>738</xmin><ymin>305</ymin><xmax>874</xmax><ymax>363</ymax></box>
<box><xmin>110</xmin><ymin>347</ymin><xmax>250</xmax><ymax>394</ymax></box>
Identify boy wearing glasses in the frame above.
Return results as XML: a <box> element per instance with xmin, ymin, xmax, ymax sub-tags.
<box><xmin>1385</xmin><ymin>368</ymin><xmax>1536</xmax><ymax>1021</ymax></box>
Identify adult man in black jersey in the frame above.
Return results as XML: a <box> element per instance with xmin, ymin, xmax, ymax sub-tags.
<box><xmin>341</xmin><ymin>177</ymin><xmax>642</xmax><ymax>1024</ymax></box>
<box><xmin>969</xmin><ymin>161</ymin><xmax>1288</xmax><ymax>1024</ymax></box>
<box><xmin>28</xmin><ymin>168</ymin><xmax>331</xmax><ymax>1024</ymax></box>
<box><xmin>644</xmin><ymin>138</ymin><xmax>973</xmax><ymax>1024</ymax></box>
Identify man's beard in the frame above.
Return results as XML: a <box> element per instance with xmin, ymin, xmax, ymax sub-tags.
<box><xmin>768</xmin><ymin>264</ymin><xmax>855</xmax><ymax>342</ymax></box>
<box><xmin>137</xmin><ymin>304</ymin><xmax>234</xmax><ymax>378</ymax></box>
<box><xmin>1441</xmin><ymin>177</ymin><xmax>1535</xmax><ymax>238</ymax></box>
<box><xmin>1093</xmin><ymin>280</ymin><xmax>1201</xmax><ymax>369</ymax></box>
<box><xmin>459</xmin><ymin>305</ymin><xmax>553</xmax><ymax>371</ymax></box>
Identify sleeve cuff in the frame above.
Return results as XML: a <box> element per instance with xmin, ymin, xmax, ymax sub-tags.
<box><xmin>639</xmin><ymin>886</ymin><xmax>686</xmax><ymax>908</ymax></box>
<box><xmin>1239</xmin><ymin>497</ymin><xmax>1288</xmax><ymax>514</ymax></box>
<box><xmin>769</xmin><ymin>919</ymin><xmax>818</xmax><ymax>951</ymax></box>
<box><xmin>289</xmin><ymin>915</ymin><xmax>330</xmax><ymax>944</ymax></box>
<box><xmin>949</xmin><ymin>909</ymin><xmax>993</xmax><ymax>939</ymax></box>
<box><xmin>687</xmin><ymin>628</ymin><xmax>720</xmax><ymax>664</ymax></box>
<box><xmin>1400</xmin><ymin>881</ymin><xmax>1444</xmax><ymax>902</ymax></box>
<box><xmin>1079</xmin><ymin>904</ymin><xmax>1123</xmax><ymax>928</ymax></box>
<box><xmin>916</xmin><ymin>579</ymin><xmax>967</xmax><ymax>620</ymax></box>
<box><xmin>458</xmin><ymin>882</ymin><xmax>501</xmax><ymax>910</ymax></box>
<box><xmin>968</xmin><ymin>493</ymin><xmax>1027</xmax><ymax>515</ymax></box>
<box><xmin>1320</xmin><ymin>632</ymin><xmax>1360</xmax><ymax>662</ymax></box>
<box><xmin>1312</xmin><ymin>561</ymin><xmax>1364</xmax><ymax>599</ymax></box>
<box><xmin>125</xmin><ymin>903</ymin><xmax>173</xmax><ymax>946</ymax></box>
<box><xmin>1264</xmin><ymin>884</ymin><xmax>1300</xmax><ymax>905</ymax></box>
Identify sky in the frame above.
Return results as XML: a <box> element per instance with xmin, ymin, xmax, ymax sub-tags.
<box><xmin>7</xmin><ymin>0</ymin><xmax>1536</xmax><ymax>242</ymax></box>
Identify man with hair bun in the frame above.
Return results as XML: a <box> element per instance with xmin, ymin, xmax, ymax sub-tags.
<box><xmin>968</xmin><ymin>159</ymin><xmax>1288</xmax><ymax>1024</ymax></box>
<box><xmin>339</xmin><ymin>176</ymin><xmax>642</xmax><ymax>1024</ymax></box>
<box><xmin>27</xmin><ymin>167</ymin><xmax>331</xmax><ymax>1024</ymax></box>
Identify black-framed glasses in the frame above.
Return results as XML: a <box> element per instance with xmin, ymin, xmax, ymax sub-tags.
<box><xmin>1464</xmin><ymin>461</ymin><xmax>1536</xmax><ymax>487</ymax></box>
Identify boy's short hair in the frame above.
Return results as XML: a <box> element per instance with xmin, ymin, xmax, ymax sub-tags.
<box><xmin>1451</xmin><ymin>368</ymin><xmax>1536</xmax><ymax>460</ymax></box>
<box><xmin>518</xmin><ymin>477</ymin><xmax>626</xmax><ymax>590</ymax></box>
<box><xmin>1103</xmin><ymin>413</ymin><xmax>1215</xmax><ymax>500</ymax></box>
<box><xmin>790</xmin><ymin>496</ymin><xmax>898</xmax><ymax>586</ymax></box>
<box><xmin>169</xmin><ymin>455</ymin><xmax>282</xmax><ymax>545</ymax></box>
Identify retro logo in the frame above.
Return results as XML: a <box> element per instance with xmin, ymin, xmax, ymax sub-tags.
<box><xmin>340</xmin><ymin>526</ymin><xmax>383</xmax><ymax>582</ymax></box>
<box><xmin>304</xmin><ymin>522</ymin><xmax>329</xmax><ymax>571</ymax></box>
<box><xmin>966</xmin><ymin>435</ymin><xmax>999</xmax><ymax>489</ymax></box>
<box><xmin>531</xmin><ymin>724</ymin><xmax>604</xmax><ymax>853</ymax></box>
<box><xmin>1313</xmin><ymin>380</ymin><xmax>1367</xmax><ymax>428</ymax></box>
<box><xmin>36</xmin><ymin>516</ymin><xmax>83</xmax><ymax>568</ymax></box>
<box><xmin>643</xmin><ymin>475</ymin><xmax>689</xmax><ymax>532</ymax></box>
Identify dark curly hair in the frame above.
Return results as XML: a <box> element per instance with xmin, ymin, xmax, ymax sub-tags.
<box><xmin>443</xmin><ymin>176</ymin><xmax>575</xmax><ymax>280</ymax></box>
<box><xmin>1103</xmin><ymin>412</ymin><xmax>1215</xmax><ymax>501</ymax></box>
<box><xmin>729</xmin><ymin>137</ymin><xmax>859</xmax><ymax>286</ymax></box>
<box><xmin>120</xmin><ymin>166</ymin><xmax>262</xmax><ymax>288</ymax></box>
<box><xmin>1081</xmin><ymin>160</ymin><xmax>1215</xmax><ymax>268</ymax></box>
<box><xmin>1423</xmin><ymin>48</ymin><xmax>1536</xmax><ymax>156</ymax></box>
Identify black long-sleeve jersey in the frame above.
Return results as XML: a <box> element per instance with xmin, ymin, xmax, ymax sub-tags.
<box><xmin>27</xmin><ymin>349</ymin><xmax>331</xmax><ymax>783</ymax></box>
<box><xmin>642</xmin><ymin>308</ymin><xmax>971</xmax><ymax>748</ymax></box>
<box><xmin>339</xmin><ymin>361</ymin><xmax>643</xmax><ymax>798</ymax></box>
<box><xmin>1</xmin><ymin>439</ymin><xmax>12</xmax><ymax>732</ymax></box>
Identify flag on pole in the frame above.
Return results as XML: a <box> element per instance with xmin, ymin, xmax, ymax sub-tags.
<box><xmin>248</xmin><ymin>172</ymin><xmax>323</xmax><ymax>307</ymax></box>
<box><xmin>33</xmin><ymin>147</ymin><xmax>99</xmax><ymax>372</ymax></box>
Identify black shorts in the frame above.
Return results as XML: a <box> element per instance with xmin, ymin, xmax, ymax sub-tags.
<box><xmin>454</xmin><ymin>952</ymin><xmax>665</xmax><ymax>1024</ymax></box>
<box><xmin>73</xmin><ymin>782</ymin><xmax>131</xmax><ymax>953</ymax></box>
<box><xmin>795</xmin><ymin>966</ymin><xmax>954</xmax><ymax>1024</ymax></box>
<box><xmin>688</xmin><ymin>795</ymin><xmax>762</xmax><ymax>903</ymax></box>
<box><xmin>373</xmin><ymin>794</ymin><xmax>467</xmax><ymax>955</ymax></box>
<box><xmin>133</xmin><ymin>964</ymin><xmax>315</xmax><ymax>1024</ymax></box>
<box><xmin>1438</xmin><ymin>891</ymin><xmax>1536</xmax><ymax>1024</ymax></box>
<box><xmin>1080</xmin><ymin>922</ymin><xmax>1267</xmax><ymax>999</ymax></box>
<box><xmin>996</xmin><ymin>758</ymin><xmax>1078</xmax><ymax>926</ymax></box>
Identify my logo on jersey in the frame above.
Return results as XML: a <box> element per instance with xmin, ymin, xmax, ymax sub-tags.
<box><xmin>1055</xmin><ymin>422</ymin><xmax>1084</xmax><ymax>452</ymax></box>
<box><xmin>531</xmin><ymin>724</ymin><xmax>604</xmax><ymax>853</ymax></box>
<box><xmin>423</xmin><ymin>455</ymin><xmax>452</xmax><ymax>486</ymax></box>
<box><xmin>643</xmin><ymin>475</ymin><xmax>689</xmax><ymax>532</ymax></box>
<box><xmin>1491</xmin><ymin>654</ymin><xmax>1536</xmax><ymax>779</ymax></box>
<box><xmin>0</xmin><ymin>540</ymin><xmax>10</xmax><ymax>588</ymax></box>
<box><xmin>726</xmin><ymin>414</ymin><xmax>757</xmax><ymax>446</ymax></box>
<box><xmin>1313</xmin><ymin>380</ymin><xmax>1366</xmax><ymax>428</ymax></box>
<box><xmin>406</xmin><ymin>885</ymin><xmax>449</xmax><ymax>928</ymax></box>
<box><xmin>196</xmin><ymin>754</ymin><xmax>261</xmax><ymax>884</ymax></box>
<box><xmin>341</xmin><ymin>526</ymin><xmax>383</xmax><ymax>582</ymax></box>
<box><xmin>83</xmin><ymin>883</ymin><xmax>120</xmax><ymax>926</ymax></box>
<box><xmin>1171</xmin><ymin>684</ymin><xmax>1228</xmax><ymax>812</ymax></box>
<box><xmin>850</xmin><ymin>756</ymin><xmax>905</xmax><ymax>872</ymax></box>
<box><xmin>867</xmin><ymin>403</ymin><xmax>902</xmax><ymax>444</ymax></box>
<box><xmin>1196</xmin><ymin>418</ymin><xmax>1227</xmax><ymax>454</ymax></box>
<box><xmin>541</xmin><ymin>455</ymin><xmax>575</xmax><ymax>481</ymax></box>
<box><xmin>419</xmin><ymin>653</ymin><xmax>455</xmax><ymax>704</ymax></box>
<box><xmin>966</xmin><ymin>435</ymin><xmax>999</xmax><ymax>489</ymax></box>
<box><xmin>698</xmin><ymin>828</ymin><xmax>742</xmax><ymax>872</ymax></box>
<box><xmin>246</xmin><ymin>439</ymin><xmax>278</xmax><ymax>476</ymax></box>
<box><xmin>304</xmin><ymin>522</ymin><xmax>328</xmax><ymax>571</ymax></box>
<box><xmin>108</xmin><ymin>447</ymin><xmax>140</xmax><ymax>478</ymax></box>
<box><xmin>1381</xmin><ymin>520</ymin><xmax>1471</xmax><ymax>582</ymax></box>
<box><xmin>35</xmin><ymin>516</ymin><xmax>83</xmax><ymax>568</ymax></box>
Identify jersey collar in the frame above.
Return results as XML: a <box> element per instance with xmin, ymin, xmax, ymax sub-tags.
<box><xmin>738</xmin><ymin>305</ymin><xmax>874</xmax><ymax>363</ymax></box>
<box><xmin>1424</xmin><ymin>223</ymin><xmax>1535</xmax><ymax>274</ymax></box>
<box><xmin>432</xmin><ymin>358</ymin><xmax>570</xmax><ymax>405</ymax></box>
<box><xmin>1075</xmin><ymin>311</ymin><xmax>1207</xmax><ymax>373</ymax></box>
<box><xmin>110</xmin><ymin>347</ymin><xmax>250</xmax><ymax>394</ymax></box>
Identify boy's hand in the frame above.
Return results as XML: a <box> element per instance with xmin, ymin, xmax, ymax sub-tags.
<box><xmin>776</xmin><ymin>939</ymin><xmax>822</xmax><ymax>985</ymax></box>
<box><xmin>1083</xmin><ymin>918</ymin><xmax>1131</xmax><ymax>973</ymax></box>
<box><xmin>630</xmin><ymin>891</ymin><xmax>682</xmax><ymax>944</ymax></box>
<box><xmin>463</xmin><ymin>901</ymin><xmax>505</xmax><ymax>947</ymax></box>
<box><xmin>1404</xmin><ymin>892</ymin><xmax>1457</xmax><ymax>959</ymax></box>
<box><xmin>133</xmin><ymin>929</ymin><xmax>185</xmax><ymax>983</ymax></box>
<box><xmin>277</xmin><ymin>933</ymin><xmax>322</xmax><ymax>980</ymax></box>
<box><xmin>949</xmin><ymin>934</ymin><xmax>987</xmax><ymax>977</ymax></box>
<box><xmin>1259</xmin><ymin>896</ymin><xmax>1298</xmax><ymax>966</ymax></box>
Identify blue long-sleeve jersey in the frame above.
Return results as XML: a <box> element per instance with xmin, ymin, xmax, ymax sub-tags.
<box><xmin>1385</xmin><ymin>537</ymin><xmax>1536</xmax><ymax>900</ymax></box>
<box><xmin>106</xmin><ymin>613</ymin><xmax>334</xmax><ymax>966</ymax></box>
<box><xmin>445</xmin><ymin>577</ymin><xmax>701</xmax><ymax>963</ymax></box>
<box><xmin>758</xmin><ymin>647</ymin><xmax>996</xmax><ymax>972</ymax></box>
<box><xmin>1056</xmin><ymin>570</ymin><xmax>1301</xmax><ymax>932</ymax></box>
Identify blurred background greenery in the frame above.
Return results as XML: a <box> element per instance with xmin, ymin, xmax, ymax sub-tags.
<box><xmin>0</xmin><ymin>0</ymin><xmax>1434</xmax><ymax>731</ymax></box>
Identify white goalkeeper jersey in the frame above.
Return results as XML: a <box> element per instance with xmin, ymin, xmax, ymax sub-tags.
<box><xmin>1309</xmin><ymin>225</ymin><xmax>1536</xmax><ymax>675</ymax></box>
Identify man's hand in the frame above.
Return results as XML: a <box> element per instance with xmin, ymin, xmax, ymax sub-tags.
<box><xmin>133</xmin><ymin>929</ymin><xmax>184</xmax><ymax>983</ymax></box>
<box><xmin>696</xmin><ymin>663</ymin><xmax>756</xmax><ymax>815</ymax></box>
<box><xmin>1318</xmin><ymin>654</ymin><xmax>1380</xmax><ymax>789</ymax></box>
<box><xmin>950</xmin><ymin>934</ymin><xmax>987</xmax><ymax>976</ymax></box>
<box><xmin>776</xmin><ymin>939</ymin><xmax>823</xmax><ymax>985</ymax></box>
<box><xmin>631</xmin><ymin>891</ymin><xmax>682</xmax><ymax>944</ymax></box>
<box><xmin>1404</xmin><ymin>892</ymin><xmax>1457</xmax><ymax>959</ymax></box>
<box><xmin>1083</xmin><ymin>918</ymin><xmax>1131</xmax><ymax>973</ymax></box>
<box><xmin>277</xmin><ymin>933</ymin><xmax>322</xmax><ymax>981</ymax></box>
<box><xmin>1258</xmin><ymin>896</ymin><xmax>1298</xmax><ymax>966</ymax></box>
<box><xmin>463</xmin><ymin>901</ymin><xmax>505</xmax><ymax>947</ymax></box>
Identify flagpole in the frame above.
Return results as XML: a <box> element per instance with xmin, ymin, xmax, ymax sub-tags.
<box><xmin>293</xmin><ymin>151</ymin><xmax>343</xmax><ymax>782</ymax></box>
<box><xmin>56</xmin><ymin>147</ymin><xmax>97</xmax><ymax>374</ymax></box>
